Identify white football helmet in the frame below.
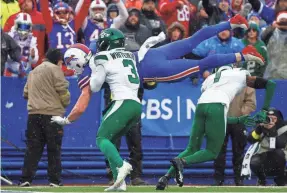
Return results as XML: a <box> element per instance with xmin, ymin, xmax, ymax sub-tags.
<box><xmin>89</xmin><ymin>0</ymin><xmax>107</xmax><ymax>22</ymax></box>
<box><xmin>64</xmin><ymin>44</ymin><xmax>92</xmax><ymax>75</ymax></box>
<box><xmin>14</xmin><ymin>13</ymin><xmax>32</xmax><ymax>39</ymax></box>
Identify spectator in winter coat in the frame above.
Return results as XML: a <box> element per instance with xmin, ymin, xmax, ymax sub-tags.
<box><xmin>248</xmin><ymin>0</ymin><xmax>287</xmax><ymax>25</ymax></box>
<box><xmin>154</xmin><ymin>21</ymin><xmax>186</xmax><ymax>47</ymax></box>
<box><xmin>140</xmin><ymin>0</ymin><xmax>166</xmax><ymax>36</ymax></box>
<box><xmin>1</xmin><ymin>29</ymin><xmax>21</xmax><ymax>75</ymax></box>
<box><xmin>1</xmin><ymin>0</ymin><xmax>20</xmax><ymax>28</ymax></box>
<box><xmin>119</xmin><ymin>8</ymin><xmax>152</xmax><ymax>52</ymax></box>
<box><xmin>192</xmin><ymin>28</ymin><xmax>244</xmax><ymax>58</ymax></box>
<box><xmin>262</xmin><ymin>11</ymin><xmax>287</xmax><ymax>79</ymax></box>
<box><xmin>202</xmin><ymin>0</ymin><xmax>233</xmax><ymax>25</ymax></box>
<box><xmin>241</xmin><ymin>22</ymin><xmax>268</xmax><ymax>77</ymax></box>
<box><xmin>158</xmin><ymin>0</ymin><xmax>193</xmax><ymax>37</ymax></box>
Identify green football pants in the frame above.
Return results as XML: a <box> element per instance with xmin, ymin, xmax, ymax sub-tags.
<box><xmin>96</xmin><ymin>99</ymin><xmax>142</xmax><ymax>180</ymax></box>
<box><xmin>167</xmin><ymin>103</ymin><xmax>227</xmax><ymax>176</ymax></box>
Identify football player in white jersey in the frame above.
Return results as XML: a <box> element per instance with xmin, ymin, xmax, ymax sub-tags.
<box><xmin>156</xmin><ymin>66</ymin><xmax>277</xmax><ymax>190</ymax></box>
<box><xmin>52</xmin><ymin>29</ymin><xmax>141</xmax><ymax>191</ymax></box>
<box><xmin>4</xmin><ymin>13</ymin><xmax>38</xmax><ymax>77</ymax></box>
<box><xmin>88</xmin><ymin>28</ymin><xmax>142</xmax><ymax>191</ymax></box>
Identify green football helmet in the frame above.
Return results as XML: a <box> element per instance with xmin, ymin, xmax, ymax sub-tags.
<box><xmin>97</xmin><ymin>28</ymin><xmax>125</xmax><ymax>52</ymax></box>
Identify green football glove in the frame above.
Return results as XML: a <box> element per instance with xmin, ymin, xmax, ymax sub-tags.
<box><xmin>238</xmin><ymin>115</ymin><xmax>256</xmax><ymax>127</ymax></box>
<box><xmin>253</xmin><ymin>110</ymin><xmax>269</xmax><ymax>124</ymax></box>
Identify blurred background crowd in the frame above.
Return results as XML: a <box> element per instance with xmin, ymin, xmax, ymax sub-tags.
<box><xmin>1</xmin><ymin>0</ymin><xmax>287</xmax><ymax>80</ymax></box>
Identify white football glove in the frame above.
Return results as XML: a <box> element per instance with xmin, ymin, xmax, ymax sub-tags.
<box><xmin>51</xmin><ymin>116</ymin><xmax>71</xmax><ymax>126</ymax></box>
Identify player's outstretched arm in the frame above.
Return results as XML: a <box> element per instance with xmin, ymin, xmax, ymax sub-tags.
<box><xmin>246</xmin><ymin>76</ymin><xmax>276</xmax><ymax>110</ymax></box>
<box><xmin>68</xmin><ymin>85</ymin><xmax>92</xmax><ymax>122</ymax></box>
<box><xmin>51</xmin><ymin>85</ymin><xmax>92</xmax><ymax>125</ymax></box>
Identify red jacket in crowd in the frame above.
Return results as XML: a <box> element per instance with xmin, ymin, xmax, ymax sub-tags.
<box><xmin>158</xmin><ymin>0</ymin><xmax>195</xmax><ymax>37</ymax></box>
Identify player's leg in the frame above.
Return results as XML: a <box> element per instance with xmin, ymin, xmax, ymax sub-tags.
<box><xmin>183</xmin><ymin>103</ymin><xmax>226</xmax><ymax>164</ymax></box>
<box><xmin>96</xmin><ymin>100</ymin><xmax>141</xmax><ymax>182</ymax></box>
<box><xmin>156</xmin><ymin>104</ymin><xmax>206</xmax><ymax>190</ymax></box>
<box><xmin>150</xmin><ymin>14</ymin><xmax>248</xmax><ymax>60</ymax></box>
<box><xmin>153</xmin><ymin>22</ymin><xmax>231</xmax><ymax>60</ymax></box>
<box><xmin>170</xmin><ymin>103</ymin><xmax>226</xmax><ymax>187</ymax></box>
<box><xmin>143</xmin><ymin>53</ymin><xmax>237</xmax><ymax>82</ymax></box>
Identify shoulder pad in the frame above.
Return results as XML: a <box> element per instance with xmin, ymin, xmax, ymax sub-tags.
<box><xmin>94</xmin><ymin>54</ymin><xmax>109</xmax><ymax>66</ymax></box>
<box><xmin>77</xmin><ymin>66</ymin><xmax>91</xmax><ymax>90</ymax></box>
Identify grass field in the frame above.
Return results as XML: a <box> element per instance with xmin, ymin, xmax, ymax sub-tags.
<box><xmin>1</xmin><ymin>185</ymin><xmax>287</xmax><ymax>192</ymax></box>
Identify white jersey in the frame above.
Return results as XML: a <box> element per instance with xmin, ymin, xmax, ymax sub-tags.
<box><xmin>5</xmin><ymin>27</ymin><xmax>38</xmax><ymax>76</ymax></box>
<box><xmin>198</xmin><ymin>69</ymin><xmax>250</xmax><ymax>108</ymax></box>
<box><xmin>91</xmin><ymin>48</ymin><xmax>140</xmax><ymax>103</ymax></box>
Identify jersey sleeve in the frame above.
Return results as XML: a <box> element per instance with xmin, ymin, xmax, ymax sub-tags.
<box><xmin>109</xmin><ymin>0</ymin><xmax>129</xmax><ymax>29</ymax></box>
<box><xmin>77</xmin><ymin>66</ymin><xmax>92</xmax><ymax>90</ymax></box>
<box><xmin>258</xmin><ymin>2</ymin><xmax>275</xmax><ymax>25</ymax></box>
<box><xmin>94</xmin><ymin>54</ymin><xmax>109</xmax><ymax>67</ymax></box>
<box><xmin>28</xmin><ymin>36</ymin><xmax>39</xmax><ymax>65</ymax></box>
<box><xmin>137</xmin><ymin>32</ymin><xmax>166</xmax><ymax>62</ymax></box>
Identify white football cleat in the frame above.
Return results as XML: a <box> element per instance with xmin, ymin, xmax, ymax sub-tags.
<box><xmin>113</xmin><ymin>161</ymin><xmax>133</xmax><ymax>188</ymax></box>
<box><xmin>104</xmin><ymin>180</ymin><xmax>126</xmax><ymax>192</ymax></box>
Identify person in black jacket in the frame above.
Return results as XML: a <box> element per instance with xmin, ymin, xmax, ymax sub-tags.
<box><xmin>140</xmin><ymin>0</ymin><xmax>166</xmax><ymax>36</ymax></box>
<box><xmin>1</xmin><ymin>29</ymin><xmax>21</xmax><ymax>75</ymax></box>
<box><xmin>246</xmin><ymin>108</ymin><xmax>287</xmax><ymax>186</ymax></box>
<box><xmin>119</xmin><ymin>8</ymin><xmax>152</xmax><ymax>52</ymax></box>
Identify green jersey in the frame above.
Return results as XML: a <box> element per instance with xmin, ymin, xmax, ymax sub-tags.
<box><xmin>242</xmin><ymin>38</ymin><xmax>268</xmax><ymax>77</ymax></box>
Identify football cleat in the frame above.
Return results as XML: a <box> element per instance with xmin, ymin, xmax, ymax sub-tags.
<box><xmin>170</xmin><ymin>158</ymin><xmax>184</xmax><ymax>187</ymax></box>
<box><xmin>156</xmin><ymin>176</ymin><xmax>169</xmax><ymax>190</ymax></box>
<box><xmin>242</xmin><ymin>45</ymin><xmax>265</xmax><ymax>66</ymax></box>
<box><xmin>113</xmin><ymin>161</ymin><xmax>133</xmax><ymax>188</ymax></box>
<box><xmin>104</xmin><ymin>180</ymin><xmax>126</xmax><ymax>192</ymax></box>
<box><xmin>229</xmin><ymin>14</ymin><xmax>249</xmax><ymax>30</ymax></box>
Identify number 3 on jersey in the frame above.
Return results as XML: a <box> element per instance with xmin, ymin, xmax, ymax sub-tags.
<box><xmin>122</xmin><ymin>59</ymin><xmax>139</xmax><ymax>84</ymax></box>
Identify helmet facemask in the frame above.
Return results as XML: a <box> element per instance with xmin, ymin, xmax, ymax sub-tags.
<box><xmin>16</xmin><ymin>22</ymin><xmax>32</xmax><ymax>39</ymax></box>
<box><xmin>89</xmin><ymin>0</ymin><xmax>107</xmax><ymax>23</ymax></box>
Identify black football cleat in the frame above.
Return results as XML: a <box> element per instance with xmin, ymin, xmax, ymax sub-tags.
<box><xmin>156</xmin><ymin>176</ymin><xmax>169</xmax><ymax>190</ymax></box>
<box><xmin>170</xmin><ymin>158</ymin><xmax>184</xmax><ymax>187</ymax></box>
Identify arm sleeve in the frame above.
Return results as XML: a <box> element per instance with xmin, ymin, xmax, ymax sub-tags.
<box><xmin>75</xmin><ymin>0</ymin><xmax>91</xmax><ymax>32</ymax></box>
<box><xmin>138</xmin><ymin>32</ymin><xmax>166</xmax><ymax>63</ymax></box>
<box><xmin>202</xmin><ymin>0</ymin><xmax>214</xmax><ymax>17</ymax></box>
<box><xmin>241</xmin><ymin>87</ymin><xmax>257</xmax><ymax>115</ymax></box>
<box><xmin>261</xmin><ymin>26</ymin><xmax>274</xmax><ymax>45</ymax></box>
<box><xmin>247</xmin><ymin>130</ymin><xmax>261</xmax><ymax>143</ymax></box>
<box><xmin>158</xmin><ymin>0</ymin><xmax>180</xmax><ymax>15</ymax></box>
<box><xmin>276</xmin><ymin>131</ymin><xmax>287</xmax><ymax>149</ymax></box>
<box><xmin>257</xmin><ymin>3</ymin><xmax>276</xmax><ymax>25</ymax></box>
<box><xmin>53</xmin><ymin>68</ymin><xmax>71</xmax><ymax>107</ymax></box>
<box><xmin>90</xmin><ymin>65</ymin><xmax>106</xmax><ymax>93</ymax></box>
<box><xmin>7</xmin><ymin>34</ymin><xmax>21</xmax><ymax>62</ymax></box>
<box><xmin>3</xmin><ymin>15</ymin><xmax>16</xmax><ymax>32</ymax></box>
<box><xmin>28</xmin><ymin>37</ymin><xmax>39</xmax><ymax>65</ymax></box>
<box><xmin>40</xmin><ymin>0</ymin><xmax>53</xmax><ymax>33</ymax></box>
<box><xmin>248</xmin><ymin>0</ymin><xmax>261</xmax><ymax>12</ymax></box>
<box><xmin>110</xmin><ymin>0</ymin><xmax>129</xmax><ymax>29</ymax></box>
<box><xmin>75</xmin><ymin>0</ymin><xmax>88</xmax><ymax>30</ymax></box>
<box><xmin>192</xmin><ymin>40</ymin><xmax>209</xmax><ymax>58</ymax></box>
